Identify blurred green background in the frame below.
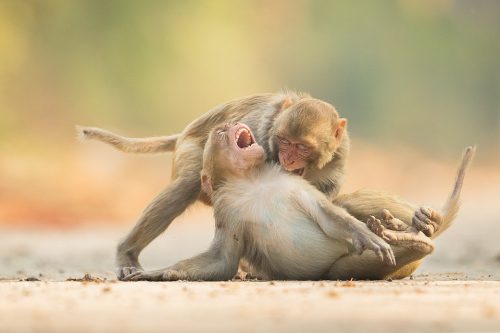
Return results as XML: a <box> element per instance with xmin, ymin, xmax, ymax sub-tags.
<box><xmin>1</xmin><ymin>0</ymin><xmax>498</xmax><ymax>154</ymax></box>
<box><xmin>0</xmin><ymin>0</ymin><xmax>499</xmax><ymax>226</ymax></box>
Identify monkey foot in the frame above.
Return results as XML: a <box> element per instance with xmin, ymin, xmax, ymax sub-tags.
<box><xmin>381</xmin><ymin>209</ymin><xmax>410</xmax><ymax>231</ymax></box>
<box><xmin>367</xmin><ymin>216</ymin><xmax>434</xmax><ymax>253</ymax></box>
<box><xmin>412</xmin><ymin>206</ymin><xmax>442</xmax><ymax>237</ymax></box>
<box><xmin>367</xmin><ymin>216</ymin><xmax>397</xmax><ymax>242</ymax></box>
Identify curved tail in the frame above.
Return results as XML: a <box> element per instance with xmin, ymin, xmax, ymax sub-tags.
<box><xmin>76</xmin><ymin>126</ymin><xmax>179</xmax><ymax>154</ymax></box>
<box><xmin>433</xmin><ymin>146</ymin><xmax>476</xmax><ymax>239</ymax></box>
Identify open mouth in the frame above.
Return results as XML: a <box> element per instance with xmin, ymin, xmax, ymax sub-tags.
<box><xmin>235</xmin><ymin>127</ymin><xmax>255</xmax><ymax>149</ymax></box>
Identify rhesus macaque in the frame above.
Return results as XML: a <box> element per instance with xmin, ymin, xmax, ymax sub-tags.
<box><xmin>124</xmin><ymin>123</ymin><xmax>394</xmax><ymax>281</ymax></box>
<box><xmin>79</xmin><ymin>92</ymin><xmax>351</xmax><ymax>279</ymax></box>
<box><xmin>124</xmin><ymin>124</ymin><xmax>474</xmax><ymax>281</ymax></box>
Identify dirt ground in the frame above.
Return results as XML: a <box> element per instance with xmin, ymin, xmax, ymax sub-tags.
<box><xmin>1</xmin><ymin>280</ymin><xmax>499</xmax><ymax>333</ymax></box>
<box><xmin>1</xmin><ymin>147</ymin><xmax>500</xmax><ymax>333</ymax></box>
<box><xmin>1</xmin><ymin>203</ymin><xmax>500</xmax><ymax>333</ymax></box>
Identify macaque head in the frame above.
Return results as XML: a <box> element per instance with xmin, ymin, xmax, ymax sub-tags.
<box><xmin>271</xmin><ymin>98</ymin><xmax>347</xmax><ymax>176</ymax></box>
<box><xmin>201</xmin><ymin>123</ymin><xmax>265</xmax><ymax>195</ymax></box>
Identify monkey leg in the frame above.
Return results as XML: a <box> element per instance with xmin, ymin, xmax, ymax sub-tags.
<box><xmin>327</xmin><ymin>213</ymin><xmax>434</xmax><ymax>280</ymax></box>
<box><xmin>333</xmin><ymin>189</ymin><xmax>417</xmax><ymax>227</ymax></box>
<box><xmin>332</xmin><ymin>189</ymin><xmax>426</xmax><ymax>276</ymax></box>
<box><xmin>116</xmin><ymin>142</ymin><xmax>204</xmax><ymax>280</ymax></box>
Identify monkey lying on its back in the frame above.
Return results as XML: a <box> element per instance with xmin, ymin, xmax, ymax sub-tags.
<box><xmin>124</xmin><ymin>123</ymin><xmax>473</xmax><ymax>281</ymax></box>
<box><xmin>124</xmin><ymin>122</ymin><xmax>394</xmax><ymax>281</ymax></box>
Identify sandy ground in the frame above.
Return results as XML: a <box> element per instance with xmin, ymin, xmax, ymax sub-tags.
<box><xmin>1</xmin><ymin>151</ymin><xmax>500</xmax><ymax>333</ymax></box>
<box><xmin>1</xmin><ymin>280</ymin><xmax>499</xmax><ymax>333</ymax></box>
<box><xmin>1</xmin><ymin>203</ymin><xmax>500</xmax><ymax>333</ymax></box>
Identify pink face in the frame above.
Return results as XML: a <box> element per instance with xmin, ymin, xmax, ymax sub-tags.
<box><xmin>213</xmin><ymin>123</ymin><xmax>265</xmax><ymax>172</ymax></box>
<box><xmin>276</xmin><ymin>136</ymin><xmax>312</xmax><ymax>176</ymax></box>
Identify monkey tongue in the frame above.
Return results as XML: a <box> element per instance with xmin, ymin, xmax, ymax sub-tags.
<box><xmin>236</xmin><ymin>129</ymin><xmax>253</xmax><ymax>148</ymax></box>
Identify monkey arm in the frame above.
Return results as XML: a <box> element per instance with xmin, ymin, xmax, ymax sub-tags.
<box><xmin>320</xmin><ymin>201</ymin><xmax>396</xmax><ymax>266</ymax></box>
<box><xmin>124</xmin><ymin>226</ymin><xmax>242</xmax><ymax>281</ymax></box>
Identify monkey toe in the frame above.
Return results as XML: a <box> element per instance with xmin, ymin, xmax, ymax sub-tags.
<box><xmin>412</xmin><ymin>217</ymin><xmax>435</xmax><ymax>237</ymax></box>
<box><xmin>367</xmin><ymin>216</ymin><xmax>385</xmax><ymax>237</ymax></box>
<box><xmin>412</xmin><ymin>207</ymin><xmax>440</xmax><ymax>237</ymax></box>
<box><xmin>381</xmin><ymin>209</ymin><xmax>394</xmax><ymax>220</ymax></box>
<box><xmin>420</xmin><ymin>207</ymin><xmax>443</xmax><ymax>224</ymax></box>
<box><xmin>378</xmin><ymin>209</ymin><xmax>408</xmax><ymax>231</ymax></box>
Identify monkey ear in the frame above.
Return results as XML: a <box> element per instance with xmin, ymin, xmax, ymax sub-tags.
<box><xmin>201</xmin><ymin>171</ymin><xmax>213</xmax><ymax>196</ymax></box>
<box><xmin>279</xmin><ymin>97</ymin><xmax>294</xmax><ymax>111</ymax></box>
<box><xmin>334</xmin><ymin>118</ymin><xmax>347</xmax><ymax>144</ymax></box>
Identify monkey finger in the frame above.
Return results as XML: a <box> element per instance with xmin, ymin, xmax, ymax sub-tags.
<box><xmin>352</xmin><ymin>238</ymin><xmax>365</xmax><ymax>255</ymax></box>
<box><xmin>125</xmin><ymin>270</ymin><xmax>165</xmax><ymax>281</ymax></box>
<box><xmin>122</xmin><ymin>271</ymin><xmax>144</xmax><ymax>281</ymax></box>
<box><xmin>118</xmin><ymin>267</ymin><xmax>140</xmax><ymax>280</ymax></box>
<box><xmin>385</xmin><ymin>247</ymin><xmax>396</xmax><ymax>266</ymax></box>
<box><xmin>116</xmin><ymin>270</ymin><xmax>125</xmax><ymax>280</ymax></box>
<box><xmin>374</xmin><ymin>247</ymin><xmax>384</xmax><ymax>263</ymax></box>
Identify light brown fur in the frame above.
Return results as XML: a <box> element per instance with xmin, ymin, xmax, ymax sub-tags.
<box><xmin>124</xmin><ymin>128</ymin><xmax>474</xmax><ymax>281</ymax></box>
<box><xmin>78</xmin><ymin>91</ymin><xmax>352</xmax><ymax>279</ymax></box>
<box><xmin>124</xmin><ymin>124</ymin><xmax>395</xmax><ymax>281</ymax></box>
<box><xmin>78</xmin><ymin>90</ymin><xmax>474</xmax><ymax>280</ymax></box>
<box><xmin>331</xmin><ymin>146</ymin><xmax>476</xmax><ymax>279</ymax></box>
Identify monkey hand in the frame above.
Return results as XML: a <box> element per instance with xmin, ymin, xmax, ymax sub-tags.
<box><xmin>123</xmin><ymin>268</ymin><xmax>188</xmax><ymax>281</ymax></box>
<box><xmin>351</xmin><ymin>229</ymin><xmax>396</xmax><ymax>266</ymax></box>
<box><xmin>117</xmin><ymin>266</ymin><xmax>143</xmax><ymax>280</ymax></box>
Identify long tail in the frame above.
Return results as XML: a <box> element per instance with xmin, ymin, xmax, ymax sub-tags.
<box><xmin>76</xmin><ymin>126</ymin><xmax>179</xmax><ymax>154</ymax></box>
<box><xmin>432</xmin><ymin>146</ymin><xmax>476</xmax><ymax>239</ymax></box>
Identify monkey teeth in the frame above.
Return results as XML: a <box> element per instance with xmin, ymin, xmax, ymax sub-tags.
<box><xmin>235</xmin><ymin>127</ymin><xmax>255</xmax><ymax>149</ymax></box>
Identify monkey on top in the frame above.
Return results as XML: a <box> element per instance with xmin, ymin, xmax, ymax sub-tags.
<box><xmin>79</xmin><ymin>91</ymin><xmax>472</xmax><ymax>280</ymax></box>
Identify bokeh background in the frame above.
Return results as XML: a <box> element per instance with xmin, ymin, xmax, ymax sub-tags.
<box><xmin>0</xmin><ymin>0</ymin><xmax>499</xmax><ymax>279</ymax></box>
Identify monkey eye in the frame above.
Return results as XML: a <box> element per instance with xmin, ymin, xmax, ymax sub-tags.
<box><xmin>216</xmin><ymin>127</ymin><xmax>228</xmax><ymax>135</ymax></box>
<box><xmin>296</xmin><ymin>144</ymin><xmax>310</xmax><ymax>151</ymax></box>
<box><xmin>214</xmin><ymin>128</ymin><xmax>228</xmax><ymax>143</ymax></box>
<box><xmin>277</xmin><ymin>136</ymin><xmax>290</xmax><ymax>145</ymax></box>
<box><xmin>296</xmin><ymin>144</ymin><xmax>312</xmax><ymax>157</ymax></box>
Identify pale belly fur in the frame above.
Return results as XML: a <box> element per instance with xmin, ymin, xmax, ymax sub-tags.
<box><xmin>225</xmin><ymin>168</ymin><xmax>350</xmax><ymax>279</ymax></box>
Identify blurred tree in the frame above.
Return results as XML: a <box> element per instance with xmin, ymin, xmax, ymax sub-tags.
<box><xmin>0</xmin><ymin>0</ymin><xmax>498</xmax><ymax>156</ymax></box>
